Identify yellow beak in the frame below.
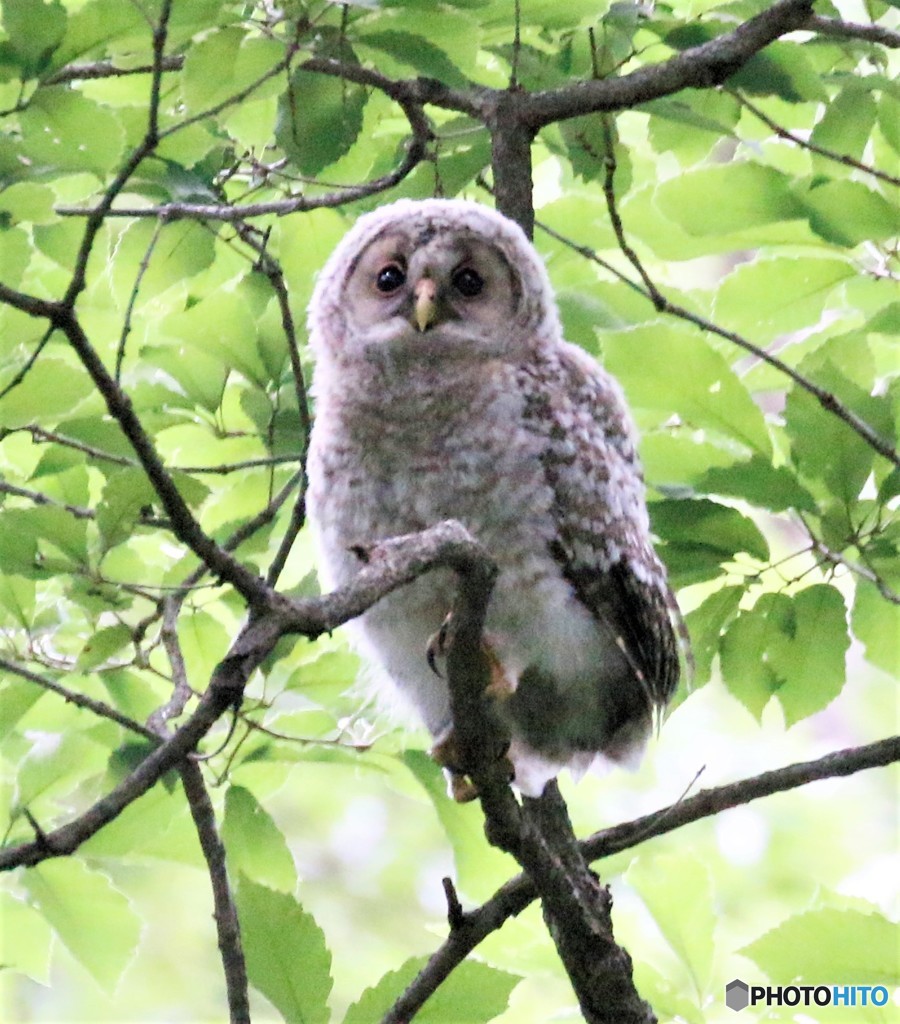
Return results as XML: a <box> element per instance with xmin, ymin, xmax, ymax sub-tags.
<box><xmin>414</xmin><ymin>278</ymin><xmax>438</xmax><ymax>332</ymax></box>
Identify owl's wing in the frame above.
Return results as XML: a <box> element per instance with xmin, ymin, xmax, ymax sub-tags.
<box><xmin>518</xmin><ymin>342</ymin><xmax>682</xmax><ymax>709</ymax></box>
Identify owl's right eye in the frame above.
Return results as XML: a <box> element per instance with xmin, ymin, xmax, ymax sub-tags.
<box><xmin>375</xmin><ymin>263</ymin><xmax>406</xmax><ymax>293</ymax></box>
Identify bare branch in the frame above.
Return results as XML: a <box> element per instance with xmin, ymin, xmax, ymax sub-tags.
<box><xmin>805</xmin><ymin>13</ymin><xmax>900</xmax><ymax>48</ymax></box>
<box><xmin>0</xmin><ymin>480</ymin><xmax>94</xmax><ymax>520</ymax></box>
<box><xmin>0</xmin><ymin>657</ymin><xmax>156</xmax><ymax>740</ymax></box>
<box><xmin>44</xmin><ymin>54</ymin><xmax>185</xmax><ymax>85</ymax></box>
<box><xmin>731</xmin><ymin>89</ymin><xmax>900</xmax><ymax>188</ymax></box>
<box><xmin>385</xmin><ymin>735</ymin><xmax>900</xmax><ymax>1021</ymax></box>
<box><xmin>180</xmin><ymin>761</ymin><xmax>250</xmax><ymax>1024</ymax></box>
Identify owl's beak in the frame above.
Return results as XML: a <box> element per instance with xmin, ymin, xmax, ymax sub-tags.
<box><xmin>413</xmin><ymin>277</ymin><xmax>438</xmax><ymax>332</ymax></box>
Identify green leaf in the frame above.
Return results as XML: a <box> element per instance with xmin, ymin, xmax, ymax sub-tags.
<box><xmin>651</xmin><ymin>499</ymin><xmax>770</xmax><ymax>562</ymax></box>
<box><xmin>0</xmin><ymin>890</ymin><xmax>53</xmax><ymax>983</ymax></box>
<box><xmin>344</xmin><ymin>956</ymin><xmax>519</xmax><ymax>1024</ymax></box>
<box><xmin>741</xmin><ymin>907</ymin><xmax>899</xmax><ymax>986</ymax></box>
<box><xmin>785</xmin><ymin>361</ymin><xmax>893</xmax><ymax>504</ymax></box>
<box><xmin>19</xmin><ymin>88</ymin><xmax>125</xmax><ymax>177</ymax></box>
<box><xmin>715</xmin><ymin>256</ymin><xmax>856</xmax><ymax>342</ymax></box>
<box><xmin>0</xmin><ymin>0</ymin><xmax>67</xmax><ymax>77</ymax></box>
<box><xmin>112</xmin><ymin>220</ymin><xmax>216</xmax><ymax>300</ymax></box>
<box><xmin>602</xmin><ymin>326</ymin><xmax>771</xmax><ymax>456</ymax></box>
<box><xmin>720</xmin><ymin>593</ymin><xmax>793</xmax><ymax>720</ymax></box>
<box><xmin>22</xmin><ymin>859</ymin><xmax>141</xmax><ymax>992</ymax></box>
<box><xmin>0</xmin><ymin>358</ymin><xmax>94</xmax><ymax>430</ymax></box>
<box><xmin>628</xmin><ymin>853</ymin><xmax>715</xmax><ymax>994</ymax></box>
<box><xmin>852</xmin><ymin>581</ymin><xmax>900</xmax><ymax>675</ymax></box>
<box><xmin>96</xmin><ymin>467</ymin><xmax>157</xmax><ymax>548</ymax></box>
<box><xmin>76</xmin><ymin>622</ymin><xmax>133</xmax><ymax>670</ymax></box>
<box><xmin>655</xmin><ymin>163</ymin><xmax>805</xmax><ymax>236</ymax></box>
<box><xmin>768</xmin><ymin>584</ymin><xmax>848</xmax><ymax>726</ymax></box>
<box><xmin>695</xmin><ymin>456</ymin><xmax>817</xmax><ymax>513</ymax></box>
<box><xmin>730</xmin><ymin>42</ymin><xmax>828</xmax><ymax>103</ymax></box>
<box><xmin>276</xmin><ymin>67</ymin><xmax>367</xmax><ymax>176</ymax></box>
<box><xmin>237</xmin><ymin>878</ymin><xmax>333</xmax><ymax>1024</ymax></box>
<box><xmin>222</xmin><ymin>785</ymin><xmax>297</xmax><ymax>892</ymax></box>
<box><xmin>810</xmin><ymin>82</ymin><xmax>878</xmax><ymax>177</ymax></box>
<box><xmin>683</xmin><ymin>584</ymin><xmax>744</xmax><ymax>688</ymax></box>
<box><xmin>402</xmin><ymin>749</ymin><xmax>513</xmax><ymax>902</ymax></box>
<box><xmin>803</xmin><ymin>180</ymin><xmax>899</xmax><ymax>247</ymax></box>
<box><xmin>360</xmin><ymin>30</ymin><xmax>470</xmax><ymax>88</ymax></box>
<box><xmin>0</xmin><ymin>182</ymin><xmax>55</xmax><ymax>224</ymax></box>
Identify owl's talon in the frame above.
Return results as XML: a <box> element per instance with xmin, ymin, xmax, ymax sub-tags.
<box><xmin>444</xmin><ymin>769</ymin><xmax>479</xmax><ymax>803</ymax></box>
<box><xmin>426</xmin><ymin>614</ymin><xmax>453</xmax><ymax>678</ymax></box>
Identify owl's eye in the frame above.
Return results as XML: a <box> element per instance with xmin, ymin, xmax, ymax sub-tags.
<box><xmin>452</xmin><ymin>267</ymin><xmax>484</xmax><ymax>298</ymax></box>
<box><xmin>376</xmin><ymin>263</ymin><xmax>406</xmax><ymax>293</ymax></box>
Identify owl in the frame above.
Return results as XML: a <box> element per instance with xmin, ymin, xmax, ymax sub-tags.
<box><xmin>305</xmin><ymin>198</ymin><xmax>681</xmax><ymax>799</ymax></box>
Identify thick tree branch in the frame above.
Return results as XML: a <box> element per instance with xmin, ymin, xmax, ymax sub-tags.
<box><xmin>384</xmin><ymin>735</ymin><xmax>900</xmax><ymax>1021</ymax></box>
<box><xmin>518</xmin><ymin>0</ymin><xmax>816</xmax><ymax>128</ymax></box>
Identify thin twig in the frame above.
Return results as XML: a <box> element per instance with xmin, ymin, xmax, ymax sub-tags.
<box><xmin>0</xmin><ymin>657</ymin><xmax>157</xmax><ymax>740</ymax></box>
<box><xmin>805</xmin><ymin>13</ymin><xmax>900</xmax><ymax>48</ymax></box>
<box><xmin>0</xmin><ymin>326</ymin><xmax>54</xmax><ymax>400</ymax></box>
<box><xmin>116</xmin><ymin>217</ymin><xmax>166</xmax><ymax>382</ymax></box>
<box><xmin>731</xmin><ymin>89</ymin><xmax>900</xmax><ymax>188</ymax></box>
<box><xmin>0</xmin><ymin>480</ymin><xmax>95</xmax><ymax>520</ymax></box>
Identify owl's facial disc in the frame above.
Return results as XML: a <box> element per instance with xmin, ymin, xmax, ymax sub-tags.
<box><xmin>345</xmin><ymin>228</ymin><xmax>519</xmax><ymax>347</ymax></box>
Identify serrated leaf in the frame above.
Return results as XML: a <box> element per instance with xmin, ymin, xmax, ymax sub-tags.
<box><xmin>804</xmin><ymin>180</ymin><xmax>899</xmax><ymax>247</ymax></box>
<box><xmin>276</xmin><ymin>68</ymin><xmax>366</xmax><ymax>177</ymax></box>
<box><xmin>655</xmin><ymin>163</ymin><xmax>805</xmax><ymax>236</ymax></box>
<box><xmin>237</xmin><ymin>878</ymin><xmax>333</xmax><ymax>1024</ymax></box>
<box><xmin>715</xmin><ymin>257</ymin><xmax>856</xmax><ymax>342</ymax></box>
<box><xmin>683</xmin><ymin>585</ymin><xmax>745</xmax><ymax>688</ymax></box>
<box><xmin>0</xmin><ymin>890</ymin><xmax>53</xmax><ymax>983</ymax></box>
<box><xmin>651</xmin><ymin>499</ymin><xmax>770</xmax><ymax>562</ymax></box>
<box><xmin>695</xmin><ymin>456</ymin><xmax>817</xmax><ymax>513</ymax></box>
<box><xmin>852</xmin><ymin>581</ymin><xmax>900</xmax><ymax>675</ymax></box>
<box><xmin>222</xmin><ymin>785</ymin><xmax>297</xmax><ymax>892</ymax></box>
<box><xmin>361</xmin><ymin>30</ymin><xmax>470</xmax><ymax>88</ymax></box>
<box><xmin>19</xmin><ymin>88</ymin><xmax>125</xmax><ymax>177</ymax></box>
<box><xmin>628</xmin><ymin>853</ymin><xmax>715</xmax><ymax>994</ymax></box>
<box><xmin>720</xmin><ymin>593</ymin><xmax>792</xmax><ymax>720</ymax></box>
<box><xmin>344</xmin><ymin>955</ymin><xmax>519</xmax><ymax>1024</ymax></box>
<box><xmin>602</xmin><ymin>327</ymin><xmax>771</xmax><ymax>456</ymax></box>
<box><xmin>741</xmin><ymin>907</ymin><xmax>899</xmax><ymax>986</ymax></box>
<box><xmin>0</xmin><ymin>357</ymin><xmax>94</xmax><ymax>430</ymax></box>
<box><xmin>22</xmin><ymin>859</ymin><xmax>141</xmax><ymax>992</ymax></box>
<box><xmin>1</xmin><ymin>0</ymin><xmax>67</xmax><ymax>77</ymax></box>
<box><xmin>768</xmin><ymin>584</ymin><xmax>848</xmax><ymax>725</ymax></box>
<box><xmin>810</xmin><ymin>83</ymin><xmax>877</xmax><ymax>177</ymax></box>
<box><xmin>76</xmin><ymin>622</ymin><xmax>133</xmax><ymax>670</ymax></box>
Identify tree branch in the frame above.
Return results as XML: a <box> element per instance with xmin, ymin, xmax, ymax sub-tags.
<box><xmin>0</xmin><ymin>521</ymin><xmax>495</xmax><ymax>870</ymax></box>
<box><xmin>384</xmin><ymin>735</ymin><xmax>900</xmax><ymax>1021</ymax></box>
<box><xmin>518</xmin><ymin>0</ymin><xmax>816</xmax><ymax>128</ymax></box>
<box><xmin>805</xmin><ymin>14</ymin><xmax>900</xmax><ymax>48</ymax></box>
<box><xmin>180</xmin><ymin>761</ymin><xmax>250</xmax><ymax>1024</ymax></box>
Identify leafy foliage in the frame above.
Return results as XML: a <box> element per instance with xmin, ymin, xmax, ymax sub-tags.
<box><xmin>0</xmin><ymin>1</ymin><xmax>897</xmax><ymax>1022</ymax></box>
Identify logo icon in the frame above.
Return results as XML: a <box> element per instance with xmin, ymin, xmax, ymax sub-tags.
<box><xmin>725</xmin><ymin>979</ymin><xmax>749</xmax><ymax>1012</ymax></box>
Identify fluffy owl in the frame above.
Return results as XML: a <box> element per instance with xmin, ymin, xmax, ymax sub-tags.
<box><xmin>306</xmin><ymin>198</ymin><xmax>681</xmax><ymax>798</ymax></box>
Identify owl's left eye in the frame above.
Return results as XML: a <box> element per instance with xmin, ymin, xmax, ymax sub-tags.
<box><xmin>452</xmin><ymin>267</ymin><xmax>484</xmax><ymax>298</ymax></box>
<box><xmin>376</xmin><ymin>263</ymin><xmax>406</xmax><ymax>293</ymax></box>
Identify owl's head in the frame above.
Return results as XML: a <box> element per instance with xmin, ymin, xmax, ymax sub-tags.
<box><xmin>307</xmin><ymin>199</ymin><xmax>561</xmax><ymax>367</ymax></box>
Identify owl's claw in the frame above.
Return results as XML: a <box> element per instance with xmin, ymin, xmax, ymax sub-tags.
<box><xmin>426</xmin><ymin>615</ymin><xmax>451</xmax><ymax>678</ymax></box>
<box><xmin>431</xmin><ymin>730</ymin><xmax>514</xmax><ymax>803</ymax></box>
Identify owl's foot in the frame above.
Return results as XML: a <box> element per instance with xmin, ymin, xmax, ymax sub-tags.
<box><xmin>426</xmin><ymin>617</ymin><xmax>516</xmax><ymax>701</ymax></box>
<box><xmin>431</xmin><ymin>729</ymin><xmax>514</xmax><ymax>803</ymax></box>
